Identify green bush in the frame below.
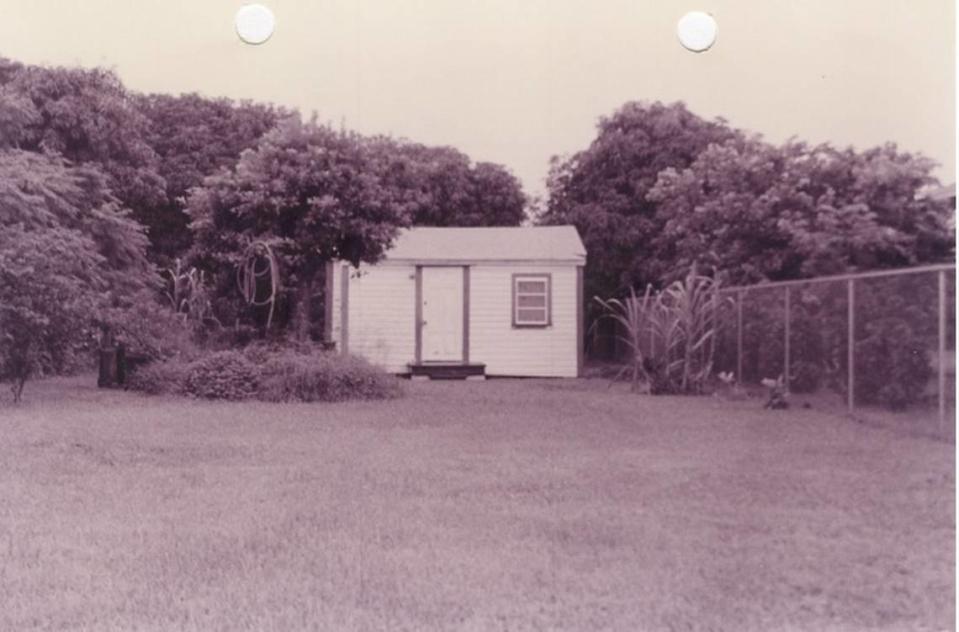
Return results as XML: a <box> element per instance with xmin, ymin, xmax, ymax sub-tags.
<box><xmin>126</xmin><ymin>359</ymin><xmax>191</xmax><ymax>395</ymax></box>
<box><xmin>258</xmin><ymin>352</ymin><xmax>402</xmax><ymax>402</ymax></box>
<box><xmin>183</xmin><ymin>351</ymin><xmax>260</xmax><ymax>400</ymax></box>
<box><xmin>128</xmin><ymin>344</ymin><xmax>401</xmax><ymax>403</ymax></box>
<box><xmin>714</xmin><ymin>275</ymin><xmax>939</xmax><ymax>411</ymax></box>
<box><xmin>855</xmin><ymin>318</ymin><xmax>932</xmax><ymax>410</ymax></box>
<box><xmin>103</xmin><ymin>293</ymin><xmax>201</xmax><ymax>362</ymax></box>
<box><xmin>788</xmin><ymin>360</ymin><xmax>822</xmax><ymax>394</ymax></box>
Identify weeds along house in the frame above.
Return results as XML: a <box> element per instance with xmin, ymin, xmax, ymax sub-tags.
<box><xmin>326</xmin><ymin>226</ymin><xmax>586</xmax><ymax>379</ymax></box>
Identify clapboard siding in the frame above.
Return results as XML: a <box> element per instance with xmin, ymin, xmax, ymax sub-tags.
<box><xmin>331</xmin><ymin>263</ymin><xmax>415</xmax><ymax>373</ymax></box>
<box><xmin>332</xmin><ymin>258</ymin><xmax>583</xmax><ymax>378</ymax></box>
<box><xmin>469</xmin><ymin>265</ymin><xmax>578</xmax><ymax>377</ymax></box>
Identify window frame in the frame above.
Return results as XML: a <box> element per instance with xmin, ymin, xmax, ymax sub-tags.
<box><xmin>511</xmin><ymin>273</ymin><xmax>552</xmax><ymax>328</ymax></box>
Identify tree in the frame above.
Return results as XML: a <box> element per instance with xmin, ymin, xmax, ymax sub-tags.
<box><xmin>135</xmin><ymin>93</ymin><xmax>283</xmax><ymax>259</ymax></box>
<box><xmin>0</xmin><ymin>60</ymin><xmax>287</xmax><ymax>262</ymax></box>
<box><xmin>0</xmin><ymin>150</ymin><xmax>159</xmax><ymax>401</ymax></box>
<box><xmin>187</xmin><ymin>117</ymin><xmax>415</xmax><ymax>339</ymax></box>
<box><xmin>0</xmin><ymin>61</ymin><xmax>166</xmax><ymax>226</ymax></box>
<box><xmin>647</xmin><ymin>138</ymin><xmax>953</xmax><ymax>284</ymax></box>
<box><xmin>373</xmin><ymin>141</ymin><xmax>526</xmax><ymax>227</ymax></box>
<box><xmin>540</xmin><ymin>101</ymin><xmax>740</xmax><ymax>298</ymax></box>
<box><xmin>0</xmin><ymin>150</ymin><xmax>153</xmax><ymax>294</ymax></box>
<box><xmin>469</xmin><ymin>161</ymin><xmax>528</xmax><ymax>225</ymax></box>
<box><xmin>0</xmin><ymin>226</ymin><xmax>106</xmax><ymax>402</ymax></box>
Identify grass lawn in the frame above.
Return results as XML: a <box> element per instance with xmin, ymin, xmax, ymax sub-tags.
<box><xmin>0</xmin><ymin>375</ymin><xmax>953</xmax><ymax>631</ymax></box>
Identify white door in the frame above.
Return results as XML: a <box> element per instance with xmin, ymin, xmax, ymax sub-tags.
<box><xmin>421</xmin><ymin>267</ymin><xmax>464</xmax><ymax>362</ymax></box>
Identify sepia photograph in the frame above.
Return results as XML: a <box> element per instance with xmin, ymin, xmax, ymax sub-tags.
<box><xmin>0</xmin><ymin>1</ymin><xmax>955</xmax><ymax>630</ymax></box>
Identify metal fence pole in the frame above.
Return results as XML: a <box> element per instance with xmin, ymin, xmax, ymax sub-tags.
<box><xmin>784</xmin><ymin>287</ymin><xmax>791</xmax><ymax>389</ymax></box>
<box><xmin>938</xmin><ymin>270</ymin><xmax>946</xmax><ymax>431</ymax></box>
<box><xmin>847</xmin><ymin>278</ymin><xmax>855</xmax><ymax>414</ymax></box>
<box><xmin>736</xmin><ymin>289</ymin><xmax>744</xmax><ymax>381</ymax></box>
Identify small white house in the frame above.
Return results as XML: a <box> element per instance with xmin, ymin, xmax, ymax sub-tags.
<box><xmin>325</xmin><ymin>225</ymin><xmax>586</xmax><ymax>378</ymax></box>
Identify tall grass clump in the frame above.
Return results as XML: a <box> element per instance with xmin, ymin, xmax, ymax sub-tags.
<box><xmin>595</xmin><ymin>267</ymin><xmax>727</xmax><ymax>395</ymax></box>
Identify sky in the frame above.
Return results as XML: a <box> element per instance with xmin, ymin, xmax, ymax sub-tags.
<box><xmin>1</xmin><ymin>0</ymin><xmax>955</xmax><ymax>198</ymax></box>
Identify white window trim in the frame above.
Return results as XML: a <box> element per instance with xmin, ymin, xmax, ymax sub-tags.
<box><xmin>512</xmin><ymin>274</ymin><xmax>551</xmax><ymax>327</ymax></box>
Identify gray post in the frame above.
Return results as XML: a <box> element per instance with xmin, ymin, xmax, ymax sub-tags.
<box><xmin>784</xmin><ymin>287</ymin><xmax>791</xmax><ymax>389</ymax></box>
<box><xmin>938</xmin><ymin>270</ymin><xmax>947</xmax><ymax>431</ymax></box>
<box><xmin>847</xmin><ymin>279</ymin><xmax>855</xmax><ymax>413</ymax></box>
<box><xmin>736</xmin><ymin>289</ymin><xmax>744</xmax><ymax>382</ymax></box>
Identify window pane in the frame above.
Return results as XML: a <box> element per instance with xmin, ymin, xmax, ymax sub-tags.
<box><xmin>518</xmin><ymin>295</ymin><xmax>546</xmax><ymax>307</ymax></box>
<box><xmin>517</xmin><ymin>308</ymin><xmax>547</xmax><ymax>323</ymax></box>
<box><xmin>517</xmin><ymin>280</ymin><xmax>547</xmax><ymax>293</ymax></box>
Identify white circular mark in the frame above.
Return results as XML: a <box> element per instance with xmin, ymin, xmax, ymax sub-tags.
<box><xmin>235</xmin><ymin>4</ymin><xmax>275</xmax><ymax>45</ymax></box>
<box><xmin>677</xmin><ymin>11</ymin><xmax>717</xmax><ymax>53</ymax></box>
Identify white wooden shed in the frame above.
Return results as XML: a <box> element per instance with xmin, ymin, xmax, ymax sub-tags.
<box><xmin>325</xmin><ymin>225</ymin><xmax>586</xmax><ymax>379</ymax></box>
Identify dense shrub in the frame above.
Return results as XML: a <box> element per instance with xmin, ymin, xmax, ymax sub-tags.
<box><xmin>183</xmin><ymin>351</ymin><xmax>260</xmax><ymax>400</ymax></box>
<box><xmin>258</xmin><ymin>352</ymin><xmax>402</xmax><ymax>402</ymax></box>
<box><xmin>104</xmin><ymin>295</ymin><xmax>200</xmax><ymax>362</ymax></box>
<box><xmin>714</xmin><ymin>275</ymin><xmax>939</xmax><ymax>410</ymax></box>
<box><xmin>788</xmin><ymin>360</ymin><xmax>822</xmax><ymax>394</ymax></box>
<box><xmin>127</xmin><ymin>344</ymin><xmax>401</xmax><ymax>403</ymax></box>
<box><xmin>855</xmin><ymin>318</ymin><xmax>932</xmax><ymax>410</ymax></box>
<box><xmin>126</xmin><ymin>359</ymin><xmax>191</xmax><ymax>395</ymax></box>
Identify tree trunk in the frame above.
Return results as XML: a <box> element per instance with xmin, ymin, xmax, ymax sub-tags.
<box><xmin>11</xmin><ymin>374</ymin><xmax>25</xmax><ymax>403</ymax></box>
<box><xmin>291</xmin><ymin>266</ymin><xmax>320</xmax><ymax>341</ymax></box>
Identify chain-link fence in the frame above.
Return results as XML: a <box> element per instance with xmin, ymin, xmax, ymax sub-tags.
<box><xmin>714</xmin><ymin>264</ymin><xmax>956</xmax><ymax>439</ymax></box>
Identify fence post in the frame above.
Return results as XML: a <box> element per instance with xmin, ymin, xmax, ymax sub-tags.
<box><xmin>938</xmin><ymin>270</ymin><xmax>946</xmax><ymax>432</ymax></box>
<box><xmin>784</xmin><ymin>287</ymin><xmax>791</xmax><ymax>390</ymax></box>
<box><xmin>736</xmin><ymin>289</ymin><xmax>744</xmax><ymax>382</ymax></box>
<box><xmin>847</xmin><ymin>278</ymin><xmax>855</xmax><ymax>414</ymax></box>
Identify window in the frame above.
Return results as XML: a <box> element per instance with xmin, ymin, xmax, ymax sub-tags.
<box><xmin>512</xmin><ymin>274</ymin><xmax>551</xmax><ymax>327</ymax></box>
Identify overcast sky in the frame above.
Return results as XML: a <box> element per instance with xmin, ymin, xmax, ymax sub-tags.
<box><xmin>2</xmin><ymin>0</ymin><xmax>955</xmax><ymax>197</ymax></box>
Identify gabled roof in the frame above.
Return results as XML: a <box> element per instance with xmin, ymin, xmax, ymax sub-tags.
<box><xmin>382</xmin><ymin>225</ymin><xmax>586</xmax><ymax>264</ymax></box>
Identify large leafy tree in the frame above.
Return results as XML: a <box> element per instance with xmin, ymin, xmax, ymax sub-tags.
<box><xmin>0</xmin><ymin>226</ymin><xmax>105</xmax><ymax>402</ymax></box>
<box><xmin>540</xmin><ymin>101</ymin><xmax>740</xmax><ymax>298</ymax></box>
<box><xmin>379</xmin><ymin>142</ymin><xmax>526</xmax><ymax>226</ymax></box>
<box><xmin>0</xmin><ymin>60</ymin><xmax>287</xmax><ymax>262</ymax></box>
<box><xmin>0</xmin><ymin>150</ymin><xmax>159</xmax><ymax>400</ymax></box>
<box><xmin>0</xmin><ymin>150</ymin><xmax>153</xmax><ymax>291</ymax></box>
<box><xmin>135</xmin><ymin>93</ymin><xmax>283</xmax><ymax>259</ymax></box>
<box><xmin>648</xmin><ymin>138</ymin><xmax>953</xmax><ymax>284</ymax></box>
<box><xmin>187</xmin><ymin>117</ymin><xmax>416</xmax><ymax>338</ymax></box>
<box><xmin>0</xmin><ymin>61</ymin><xmax>166</xmax><ymax>226</ymax></box>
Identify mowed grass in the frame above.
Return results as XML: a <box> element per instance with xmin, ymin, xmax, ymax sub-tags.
<box><xmin>0</xmin><ymin>376</ymin><xmax>953</xmax><ymax>631</ymax></box>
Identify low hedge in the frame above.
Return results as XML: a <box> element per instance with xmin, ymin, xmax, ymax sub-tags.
<box><xmin>126</xmin><ymin>360</ymin><xmax>191</xmax><ymax>396</ymax></box>
<box><xmin>127</xmin><ymin>345</ymin><xmax>402</xmax><ymax>402</ymax></box>
<box><xmin>184</xmin><ymin>351</ymin><xmax>261</xmax><ymax>401</ymax></box>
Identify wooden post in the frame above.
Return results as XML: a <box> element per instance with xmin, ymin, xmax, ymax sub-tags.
<box><xmin>736</xmin><ymin>289</ymin><xmax>744</xmax><ymax>382</ymax></box>
<box><xmin>938</xmin><ymin>270</ymin><xmax>947</xmax><ymax>431</ymax></box>
<box><xmin>847</xmin><ymin>278</ymin><xmax>855</xmax><ymax>413</ymax></box>
<box><xmin>784</xmin><ymin>287</ymin><xmax>791</xmax><ymax>389</ymax></box>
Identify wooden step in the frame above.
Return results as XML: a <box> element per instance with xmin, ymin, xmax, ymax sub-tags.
<box><xmin>409</xmin><ymin>363</ymin><xmax>486</xmax><ymax>380</ymax></box>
